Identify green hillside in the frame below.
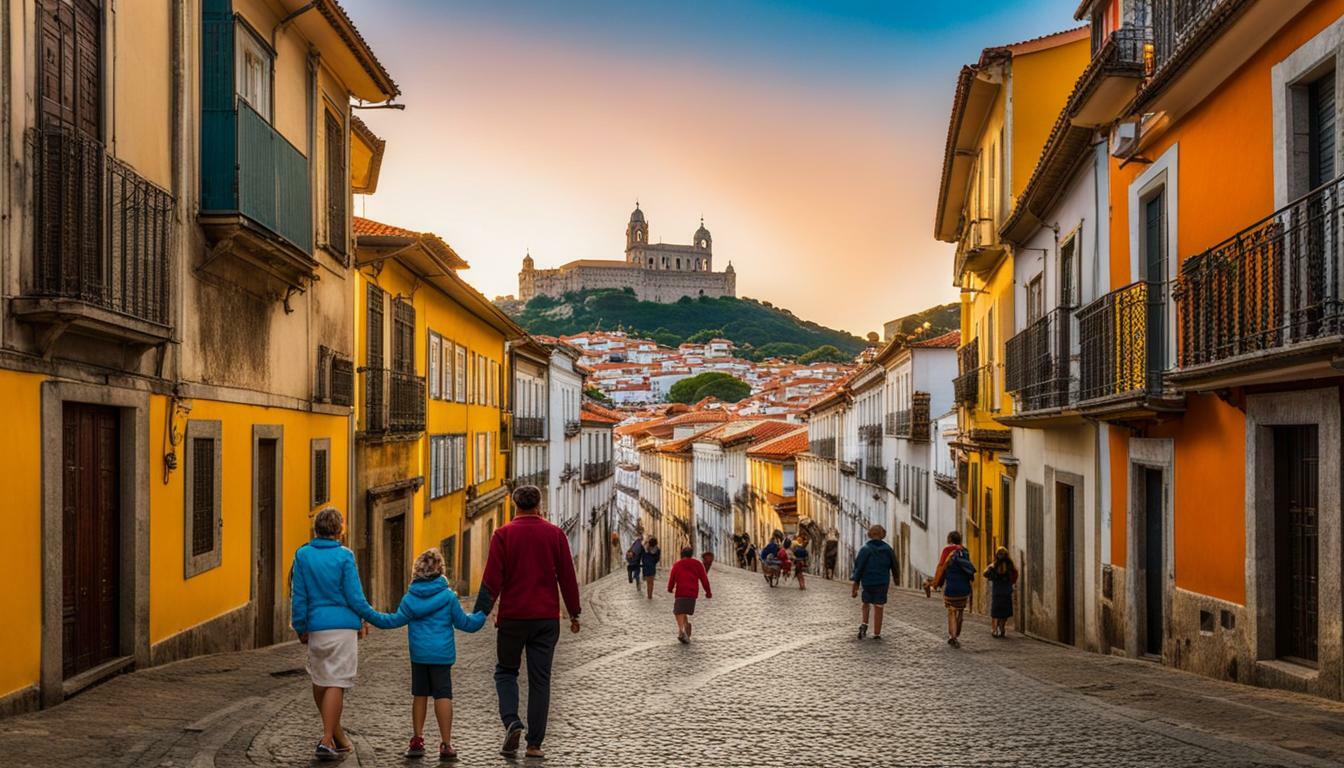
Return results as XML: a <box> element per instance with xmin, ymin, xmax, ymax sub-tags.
<box><xmin>885</xmin><ymin>302</ymin><xmax>960</xmax><ymax>341</ymax></box>
<box><xmin>504</xmin><ymin>289</ymin><xmax>867</xmax><ymax>358</ymax></box>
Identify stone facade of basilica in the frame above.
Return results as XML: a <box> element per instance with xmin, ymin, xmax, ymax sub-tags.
<box><xmin>518</xmin><ymin>206</ymin><xmax>736</xmax><ymax>303</ymax></box>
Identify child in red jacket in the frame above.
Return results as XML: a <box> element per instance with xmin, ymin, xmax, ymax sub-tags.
<box><xmin>667</xmin><ymin>546</ymin><xmax>712</xmax><ymax>644</ymax></box>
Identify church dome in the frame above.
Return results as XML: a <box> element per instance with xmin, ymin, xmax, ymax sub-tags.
<box><xmin>522</xmin><ymin>252</ymin><xmax>534</xmax><ymax>270</ymax></box>
<box><xmin>629</xmin><ymin>204</ymin><xmax>645</xmax><ymax>224</ymax></box>
<box><xmin>694</xmin><ymin>217</ymin><xmax>711</xmax><ymax>249</ymax></box>
<box><xmin>725</xmin><ymin>261</ymin><xmax>734</xmax><ymax>273</ymax></box>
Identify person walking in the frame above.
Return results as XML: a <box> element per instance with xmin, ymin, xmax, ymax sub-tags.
<box><xmin>667</xmin><ymin>546</ymin><xmax>713</xmax><ymax>643</ymax></box>
<box><xmin>473</xmin><ymin>486</ymin><xmax>582</xmax><ymax>761</ymax></box>
<box><xmin>792</xmin><ymin>537</ymin><xmax>810</xmax><ymax>591</ymax></box>
<box><xmin>626</xmin><ymin>537</ymin><xmax>645</xmax><ymax>587</ymax></box>
<box><xmin>850</xmin><ymin>524</ymin><xmax>899</xmax><ymax>640</ymax></box>
<box><xmin>823</xmin><ymin>535</ymin><xmax>839</xmax><ymax>580</ymax></box>
<box><xmin>744</xmin><ymin>538</ymin><xmax>757</xmax><ymax>572</ymax></box>
<box><xmin>289</xmin><ymin>507</ymin><xmax>385</xmax><ymax>761</ymax></box>
<box><xmin>365</xmin><ymin>548</ymin><xmax>486</xmax><ymax>762</ymax></box>
<box><xmin>983</xmin><ymin>547</ymin><xmax>1018</xmax><ymax>638</ymax></box>
<box><xmin>639</xmin><ymin>537</ymin><xmax>662</xmax><ymax>600</ymax></box>
<box><xmin>933</xmin><ymin>531</ymin><xmax>976</xmax><ymax>648</ymax></box>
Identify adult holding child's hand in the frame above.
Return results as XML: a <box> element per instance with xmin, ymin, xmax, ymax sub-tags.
<box><xmin>289</xmin><ymin>507</ymin><xmax>387</xmax><ymax>762</ymax></box>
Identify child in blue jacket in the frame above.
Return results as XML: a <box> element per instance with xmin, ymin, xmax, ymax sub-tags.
<box><xmin>851</xmin><ymin>524</ymin><xmax>899</xmax><ymax>640</ymax></box>
<box><xmin>367</xmin><ymin>548</ymin><xmax>486</xmax><ymax>762</ymax></box>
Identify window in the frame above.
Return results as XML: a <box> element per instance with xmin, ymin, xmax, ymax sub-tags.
<box><xmin>1060</xmin><ymin>235</ymin><xmax>1079</xmax><ymax>308</ymax></box>
<box><xmin>441</xmin><ymin>535</ymin><xmax>457</xmax><ymax>583</ymax></box>
<box><xmin>474</xmin><ymin>431</ymin><xmax>496</xmax><ymax>484</ymax></box>
<box><xmin>467</xmin><ymin>352</ymin><xmax>475</xmax><ymax>404</ymax></box>
<box><xmin>440</xmin><ymin>339</ymin><xmax>452</xmax><ymax>400</ymax></box>
<box><xmin>392</xmin><ymin>299</ymin><xmax>415</xmax><ymax>374</ymax></box>
<box><xmin>455</xmin><ymin>345</ymin><xmax>467</xmax><ymax>403</ymax></box>
<box><xmin>235</xmin><ymin>23</ymin><xmax>272</xmax><ymax>121</ymax></box>
<box><xmin>1026</xmin><ymin>275</ymin><xmax>1044</xmax><ymax>323</ymax></box>
<box><xmin>184</xmin><ymin>420</ymin><xmax>223</xmax><ymax>577</ymax></box>
<box><xmin>366</xmin><ymin>284</ymin><xmax>384</xmax><ymax>368</ymax></box>
<box><xmin>492</xmin><ymin>360</ymin><xmax>500</xmax><ymax>406</ymax></box>
<box><xmin>893</xmin><ymin>458</ymin><xmax>902</xmax><ymax>497</ymax></box>
<box><xmin>428</xmin><ymin>332</ymin><xmax>442</xmax><ymax>400</ymax></box>
<box><xmin>431</xmin><ymin>434</ymin><xmax>466</xmax><ymax>497</ymax></box>
<box><xmin>311</xmin><ymin>438</ymin><xmax>330</xmax><ymax>507</ymax></box>
<box><xmin>325</xmin><ymin>110</ymin><xmax>347</xmax><ymax>259</ymax></box>
<box><xmin>782</xmin><ymin>466</ymin><xmax>796</xmax><ymax>496</ymax></box>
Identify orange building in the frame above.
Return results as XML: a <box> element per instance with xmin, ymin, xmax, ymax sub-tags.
<box><xmin>1074</xmin><ymin>0</ymin><xmax>1344</xmax><ymax>699</ymax></box>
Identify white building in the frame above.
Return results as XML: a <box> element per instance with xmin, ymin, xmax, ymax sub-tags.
<box><xmin>547</xmin><ymin>342</ymin><xmax>584</xmax><ymax>554</ymax></box>
<box><xmin>577</xmin><ymin>401</ymin><xmax>619</xmax><ymax>582</ymax></box>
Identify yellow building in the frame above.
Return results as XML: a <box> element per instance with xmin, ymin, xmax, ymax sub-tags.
<box><xmin>351</xmin><ymin>217</ymin><xmax>523</xmax><ymax>607</ymax></box>
<box><xmin>0</xmin><ymin>0</ymin><xmax>397</xmax><ymax>713</ymax></box>
<box><xmin>934</xmin><ymin>27</ymin><xmax>1089</xmax><ymax>609</ymax></box>
<box><xmin>746</xmin><ymin>428</ymin><xmax>808</xmax><ymax>544</ymax></box>
<box><xmin>658</xmin><ymin>437</ymin><xmax>697</xmax><ymax>552</ymax></box>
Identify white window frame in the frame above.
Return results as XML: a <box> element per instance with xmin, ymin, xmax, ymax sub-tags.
<box><xmin>234</xmin><ymin>21</ymin><xmax>273</xmax><ymax>121</ymax></box>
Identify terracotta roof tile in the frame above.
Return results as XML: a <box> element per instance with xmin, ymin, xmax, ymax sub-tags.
<box><xmin>910</xmin><ymin>330</ymin><xmax>962</xmax><ymax>348</ymax></box>
<box><xmin>747</xmin><ymin>427</ymin><xmax>808</xmax><ymax>458</ymax></box>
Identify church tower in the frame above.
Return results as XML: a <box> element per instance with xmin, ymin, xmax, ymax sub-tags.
<box><xmin>626</xmin><ymin>203</ymin><xmax>649</xmax><ymax>263</ymax></box>
<box><xmin>693</xmin><ymin>217</ymin><xmax>712</xmax><ymax>271</ymax></box>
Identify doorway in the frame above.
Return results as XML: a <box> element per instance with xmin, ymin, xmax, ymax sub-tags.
<box><xmin>383</xmin><ymin>513</ymin><xmax>407</xmax><ymax>611</ymax></box>
<box><xmin>460</xmin><ymin>528</ymin><xmax>472</xmax><ymax>596</ymax></box>
<box><xmin>254</xmin><ymin>437</ymin><xmax>279</xmax><ymax>647</ymax></box>
<box><xmin>1273</xmin><ymin>425</ymin><xmax>1319</xmax><ymax>666</ymax></box>
<box><xmin>1055</xmin><ymin>481</ymin><xmax>1075</xmax><ymax>646</ymax></box>
<box><xmin>62</xmin><ymin>402</ymin><xmax>121</xmax><ymax>679</ymax></box>
<box><xmin>1142</xmin><ymin>467</ymin><xmax>1165</xmax><ymax>657</ymax></box>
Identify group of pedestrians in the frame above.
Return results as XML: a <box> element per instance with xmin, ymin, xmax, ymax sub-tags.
<box><xmin>287</xmin><ymin>485</ymin><xmax>579</xmax><ymax>763</ymax></box>
<box><xmin>848</xmin><ymin>525</ymin><xmax>1019</xmax><ymax>648</ymax></box>
<box><xmin>626</xmin><ymin>536</ymin><xmax>715</xmax><ymax>643</ymax></box>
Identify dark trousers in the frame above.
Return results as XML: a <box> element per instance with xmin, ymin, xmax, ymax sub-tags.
<box><xmin>495</xmin><ymin>619</ymin><xmax>560</xmax><ymax>748</ymax></box>
<box><xmin>627</xmin><ymin>562</ymin><xmax>641</xmax><ymax>583</ymax></box>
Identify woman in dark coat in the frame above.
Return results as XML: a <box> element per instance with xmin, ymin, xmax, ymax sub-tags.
<box><xmin>640</xmin><ymin>537</ymin><xmax>662</xmax><ymax>600</ymax></box>
<box><xmin>983</xmin><ymin>547</ymin><xmax>1019</xmax><ymax>638</ymax></box>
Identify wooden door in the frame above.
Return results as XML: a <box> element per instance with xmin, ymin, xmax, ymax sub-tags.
<box><xmin>62</xmin><ymin>402</ymin><xmax>120</xmax><ymax>678</ymax></box>
<box><xmin>1055</xmin><ymin>482</ymin><xmax>1075</xmax><ymax>646</ymax></box>
<box><xmin>383</xmin><ymin>513</ymin><xmax>406</xmax><ymax>610</ymax></box>
<box><xmin>254</xmin><ymin>439</ymin><xmax>278</xmax><ymax>647</ymax></box>
<box><xmin>1274</xmin><ymin>425</ymin><xmax>1319</xmax><ymax>665</ymax></box>
<box><xmin>38</xmin><ymin>0</ymin><xmax>102</xmax><ymax>137</ymax></box>
<box><xmin>1143</xmin><ymin>467</ymin><xmax>1165</xmax><ymax>657</ymax></box>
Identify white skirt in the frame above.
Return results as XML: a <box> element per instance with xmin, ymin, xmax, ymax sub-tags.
<box><xmin>306</xmin><ymin>629</ymin><xmax>359</xmax><ymax>688</ymax></box>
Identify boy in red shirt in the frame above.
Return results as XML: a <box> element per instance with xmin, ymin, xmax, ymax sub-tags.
<box><xmin>667</xmin><ymin>546</ymin><xmax>712</xmax><ymax>643</ymax></box>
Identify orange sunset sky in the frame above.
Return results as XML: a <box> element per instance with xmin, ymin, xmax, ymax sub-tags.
<box><xmin>347</xmin><ymin>0</ymin><xmax>1081</xmax><ymax>336</ymax></box>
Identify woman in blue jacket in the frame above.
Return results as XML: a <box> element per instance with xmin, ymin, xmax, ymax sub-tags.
<box><xmin>289</xmin><ymin>507</ymin><xmax>385</xmax><ymax>761</ymax></box>
<box><xmin>934</xmin><ymin>533</ymin><xmax>976</xmax><ymax>648</ymax></box>
<box><xmin>366</xmin><ymin>548</ymin><xmax>486</xmax><ymax>761</ymax></box>
<box><xmin>639</xmin><ymin>537</ymin><xmax>661</xmax><ymax>600</ymax></box>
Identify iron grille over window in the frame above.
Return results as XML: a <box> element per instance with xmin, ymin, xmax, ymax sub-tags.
<box><xmin>330</xmin><ymin>355</ymin><xmax>354</xmax><ymax>406</ymax></box>
<box><xmin>311</xmin><ymin>440</ymin><xmax>330</xmax><ymax>507</ymax></box>
<box><xmin>191</xmin><ymin>437</ymin><xmax>215</xmax><ymax>556</ymax></box>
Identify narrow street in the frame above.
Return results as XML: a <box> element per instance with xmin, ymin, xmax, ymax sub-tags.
<box><xmin>5</xmin><ymin>566</ymin><xmax>1344</xmax><ymax>767</ymax></box>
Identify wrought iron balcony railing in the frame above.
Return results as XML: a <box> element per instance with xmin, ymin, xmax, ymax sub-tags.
<box><xmin>360</xmin><ymin>367</ymin><xmax>426</xmax><ymax>435</ymax></box>
<box><xmin>28</xmin><ymin>126</ymin><xmax>174</xmax><ymax>329</ymax></box>
<box><xmin>641</xmin><ymin>468</ymin><xmax>662</xmax><ymax>482</ymax></box>
<box><xmin>513</xmin><ymin>469</ymin><xmax>550</xmax><ymax>488</ymax></box>
<box><xmin>582</xmin><ymin>460</ymin><xmax>613</xmax><ymax>483</ymax></box>
<box><xmin>858</xmin><ymin>424</ymin><xmax>884</xmax><ymax>444</ymax></box>
<box><xmin>808</xmin><ymin>437</ymin><xmax>836</xmax><ymax>459</ymax></box>
<box><xmin>1078</xmin><ymin>281</ymin><xmax>1167</xmax><ymax>404</ymax></box>
<box><xmin>1152</xmin><ymin>0</ymin><xmax>1227</xmax><ymax>76</ymax></box>
<box><xmin>838</xmin><ymin>460</ymin><xmax>858</xmax><ymax>476</ymax></box>
<box><xmin>864</xmin><ymin>464</ymin><xmax>888</xmax><ymax>487</ymax></box>
<box><xmin>695</xmin><ymin>481</ymin><xmax>730</xmax><ymax>509</ymax></box>
<box><xmin>564</xmin><ymin>420</ymin><xmax>582</xmax><ymax>437</ymax></box>
<box><xmin>1175</xmin><ymin>174</ymin><xmax>1344</xmax><ymax>372</ymax></box>
<box><xmin>512</xmin><ymin>415</ymin><xmax>546</xmax><ymax>440</ymax></box>
<box><xmin>1005</xmin><ymin>306</ymin><xmax>1077</xmax><ymax>413</ymax></box>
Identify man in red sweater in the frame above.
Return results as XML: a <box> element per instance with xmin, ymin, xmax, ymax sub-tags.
<box><xmin>473</xmin><ymin>485</ymin><xmax>581</xmax><ymax>760</ymax></box>
<box><xmin>667</xmin><ymin>545</ymin><xmax>713</xmax><ymax>644</ymax></box>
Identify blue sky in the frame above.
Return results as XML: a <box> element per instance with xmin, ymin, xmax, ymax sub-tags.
<box><xmin>346</xmin><ymin>0</ymin><xmax>1084</xmax><ymax>335</ymax></box>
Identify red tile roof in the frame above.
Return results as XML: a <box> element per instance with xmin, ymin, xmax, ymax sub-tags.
<box><xmin>910</xmin><ymin>330</ymin><xmax>962</xmax><ymax>348</ymax></box>
<box><xmin>581</xmin><ymin>400</ymin><xmax>623</xmax><ymax>425</ymax></box>
<box><xmin>747</xmin><ymin>427</ymin><xmax>808</xmax><ymax>459</ymax></box>
<box><xmin>721</xmin><ymin>419</ymin><xmax>800</xmax><ymax>447</ymax></box>
<box><xmin>665</xmin><ymin>410</ymin><xmax>729</xmax><ymax>427</ymax></box>
<box><xmin>353</xmin><ymin>216</ymin><xmax>469</xmax><ymax>269</ymax></box>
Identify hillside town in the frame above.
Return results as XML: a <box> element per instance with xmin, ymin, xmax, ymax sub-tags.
<box><xmin>9</xmin><ymin>1</ymin><xmax>1344</xmax><ymax>766</ymax></box>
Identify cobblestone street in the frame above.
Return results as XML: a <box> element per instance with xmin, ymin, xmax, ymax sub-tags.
<box><xmin>6</xmin><ymin>567</ymin><xmax>1344</xmax><ymax>767</ymax></box>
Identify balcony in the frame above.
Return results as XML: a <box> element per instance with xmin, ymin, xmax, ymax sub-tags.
<box><xmin>639</xmin><ymin>497</ymin><xmax>661</xmax><ymax>518</ymax></box>
<box><xmin>1002</xmin><ymin>307</ymin><xmax>1078</xmax><ymax>424</ymax></box>
<box><xmin>360</xmin><ymin>368</ymin><xmax>426</xmax><ymax>437</ymax></box>
<box><xmin>863</xmin><ymin>464</ymin><xmax>888</xmax><ymax>488</ymax></box>
<box><xmin>1151</xmin><ymin>0</ymin><xmax>1232</xmax><ymax>77</ymax></box>
<box><xmin>1077</xmin><ymin>282</ymin><xmax>1183</xmax><ymax>422</ymax></box>
<box><xmin>839</xmin><ymin>460</ymin><xmax>858</xmax><ymax>476</ymax></box>
<box><xmin>14</xmin><ymin>126</ymin><xmax>174</xmax><ymax>349</ymax></box>
<box><xmin>199</xmin><ymin>100</ymin><xmax>315</xmax><ymax>290</ymax></box>
<box><xmin>564</xmin><ymin>420</ymin><xmax>582</xmax><ymax>437</ymax></box>
<box><xmin>513</xmin><ymin>415</ymin><xmax>546</xmax><ymax>441</ymax></box>
<box><xmin>1172</xmin><ymin>175</ymin><xmax>1344</xmax><ymax>388</ymax></box>
<box><xmin>808</xmin><ymin>437</ymin><xmax>836</xmax><ymax>459</ymax></box>
<box><xmin>582</xmin><ymin>460</ymin><xmax>613</xmax><ymax>484</ymax></box>
<box><xmin>513</xmin><ymin>469</ymin><xmax>550</xmax><ymax>489</ymax></box>
<box><xmin>954</xmin><ymin>339</ymin><xmax>981</xmax><ymax>408</ymax></box>
<box><xmin>955</xmin><ymin>218</ymin><xmax>1007</xmax><ymax>281</ymax></box>
<box><xmin>1072</xmin><ymin>25</ymin><xmax>1152</xmax><ymax>128</ymax></box>
<box><xmin>858</xmin><ymin>424</ymin><xmax>883</xmax><ymax>444</ymax></box>
<box><xmin>696</xmin><ymin>481</ymin><xmax>730</xmax><ymax>509</ymax></box>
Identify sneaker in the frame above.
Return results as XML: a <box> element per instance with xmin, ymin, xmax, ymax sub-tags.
<box><xmin>315</xmin><ymin>742</ymin><xmax>342</xmax><ymax>762</ymax></box>
<box><xmin>439</xmin><ymin>742</ymin><xmax>458</xmax><ymax>762</ymax></box>
<box><xmin>858</xmin><ymin>623</ymin><xmax>868</xmax><ymax>640</ymax></box>
<box><xmin>872</xmin><ymin>634</ymin><xmax>882</xmax><ymax>641</ymax></box>
<box><xmin>405</xmin><ymin>735</ymin><xmax>427</xmax><ymax>759</ymax></box>
<box><xmin>501</xmin><ymin>721</ymin><xmax>525</xmax><ymax>757</ymax></box>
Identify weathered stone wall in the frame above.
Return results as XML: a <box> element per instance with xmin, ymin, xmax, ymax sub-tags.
<box><xmin>520</xmin><ymin>264</ymin><xmax>735</xmax><ymax>303</ymax></box>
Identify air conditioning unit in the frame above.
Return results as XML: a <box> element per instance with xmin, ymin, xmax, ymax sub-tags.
<box><xmin>1111</xmin><ymin>118</ymin><xmax>1140</xmax><ymax>158</ymax></box>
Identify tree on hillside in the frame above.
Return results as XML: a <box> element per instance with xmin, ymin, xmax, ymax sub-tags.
<box><xmin>667</xmin><ymin>372</ymin><xmax>749</xmax><ymax>404</ymax></box>
<box><xmin>798</xmin><ymin>344</ymin><xmax>850</xmax><ymax>364</ymax></box>
<box><xmin>687</xmin><ymin>328</ymin><xmax>725</xmax><ymax>344</ymax></box>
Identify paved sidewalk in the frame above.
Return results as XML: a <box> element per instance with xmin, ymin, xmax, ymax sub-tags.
<box><xmin>3</xmin><ymin>567</ymin><xmax>1344</xmax><ymax>766</ymax></box>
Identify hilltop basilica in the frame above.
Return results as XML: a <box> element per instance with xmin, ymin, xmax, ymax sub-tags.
<box><xmin>519</xmin><ymin>205</ymin><xmax>736</xmax><ymax>304</ymax></box>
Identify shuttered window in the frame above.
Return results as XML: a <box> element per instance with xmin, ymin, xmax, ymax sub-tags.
<box><xmin>38</xmin><ymin>0</ymin><xmax>102</xmax><ymax>137</ymax></box>
<box><xmin>428</xmin><ymin>332</ymin><xmax>442</xmax><ymax>400</ymax></box>
<box><xmin>366</xmin><ymin>284</ymin><xmax>384</xmax><ymax>368</ymax></box>
<box><xmin>392</xmin><ymin>299</ymin><xmax>415</xmax><ymax>374</ymax></box>
<box><xmin>325</xmin><ymin>111</ymin><xmax>347</xmax><ymax>260</ymax></box>
<box><xmin>1309</xmin><ymin>70</ymin><xmax>1336</xmax><ymax>189</ymax></box>
<box><xmin>1027</xmin><ymin>481</ymin><xmax>1044</xmax><ymax>600</ymax></box>
<box><xmin>184</xmin><ymin>420</ymin><xmax>222</xmax><ymax>577</ymax></box>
